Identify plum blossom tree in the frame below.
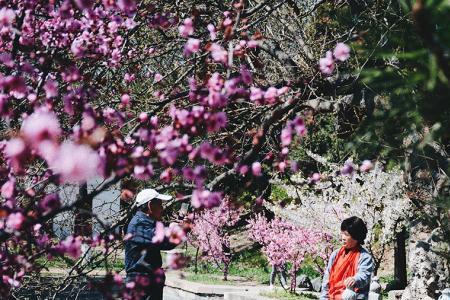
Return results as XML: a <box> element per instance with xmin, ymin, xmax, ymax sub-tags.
<box><xmin>189</xmin><ymin>198</ymin><xmax>241</xmax><ymax>280</ymax></box>
<box><xmin>247</xmin><ymin>214</ymin><xmax>333</xmax><ymax>292</ymax></box>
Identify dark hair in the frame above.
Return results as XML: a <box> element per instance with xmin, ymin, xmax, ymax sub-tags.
<box><xmin>341</xmin><ymin>216</ymin><xmax>368</xmax><ymax>245</ymax></box>
<box><xmin>139</xmin><ymin>203</ymin><xmax>149</xmax><ymax>213</ymax></box>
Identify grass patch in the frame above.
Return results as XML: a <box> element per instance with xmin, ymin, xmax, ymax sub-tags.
<box><xmin>182</xmin><ymin>246</ymin><xmax>323</xmax><ymax>286</ymax></box>
<box><xmin>261</xmin><ymin>289</ymin><xmax>318</xmax><ymax>300</ymax></box>
<box><xmin>184</xmin><ymin>246</ymin><xmax>271</xmax><ymax>284</ymax></box>
<box><xmin>35</xmin><ymin>248</ymin><xmax>125</xmax><ymax>272</ymax></box>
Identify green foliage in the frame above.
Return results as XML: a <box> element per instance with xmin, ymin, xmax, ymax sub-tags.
<box><xmin>270</xmin><ymin>185</ymin><xmax>291</xmax><ymax>202</ymax></box>
<box><xmin>349</xmin><ymin>0</ymin><xmax>450</xmax><ymax>164</ymax></box>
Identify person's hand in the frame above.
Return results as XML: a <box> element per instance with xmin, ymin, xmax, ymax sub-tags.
<box><xmin>344</xmin><ymin>277</ymin><xmax>356</xmax><ymax>288</ymax></box>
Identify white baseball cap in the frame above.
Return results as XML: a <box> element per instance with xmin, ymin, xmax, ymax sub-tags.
<box><xmin>135</xmin><ymin>189</ymin><xmax>172</xmax><ymax>207</ymax></box>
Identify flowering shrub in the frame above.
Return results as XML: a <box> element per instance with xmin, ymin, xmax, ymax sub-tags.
<box><xmin>189</xmin><ymin>199</ymin><xmax>241</xmax><ymax>280</ymax></box>
<box><xmin>247</xmin><ymin>214</ymin><xmax>333</xmax><ymax>291</ymax></box>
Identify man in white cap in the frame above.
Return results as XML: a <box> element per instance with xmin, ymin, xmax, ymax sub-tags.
<box><xmin>124</xmin><ymin>188</ymin><xmax>175</xmax><ymax>300</ymax></box>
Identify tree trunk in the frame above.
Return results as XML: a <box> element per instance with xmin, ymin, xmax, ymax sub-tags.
<box><xmin>394</xmin><ymin>229</ymin><xmax>408</xmax><ymax>289</ymax></box>
<box><xmin>73</xmin><ymin>183</ymin><xmax>92</xmax><ymax>237</ymax></box>
<box><xmin>194</xmin><ymin>246</ymin><xmax>199</xmax><ymax>274</ymax></box>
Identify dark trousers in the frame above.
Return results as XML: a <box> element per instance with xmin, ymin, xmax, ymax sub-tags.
<box><xmin>126</xmin><ymin>273</ymin><xmax>165</xmax><ymax>300</ymax></box>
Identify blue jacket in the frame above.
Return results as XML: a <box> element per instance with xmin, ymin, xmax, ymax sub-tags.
<box><xmin>320</xmin><ymin>247</ymin><xmax>374</xmax><ymax>300</ymax></box>
<box><xmin>125</xmin><ymin>211</ymin><xmax>176</xmax><ymax>276</ymax></box>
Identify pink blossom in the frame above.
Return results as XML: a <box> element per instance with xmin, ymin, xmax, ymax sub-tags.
<box><xmin>277</xmin><ymin>86</ymin><xmax>289</xmax><ymax>96</ymax></box>
<box><xmin>179</xmin><ymin>18</ymin><xmax>194</xmax><ymax>38</ymax></box>
<box><xmin>190</xmin><ymin>199</ymin><xmax>241</xmax><ymax>274</ymax></box>
<box><xmin>0</xmin><ymin>53</ymin><xmax>14</xmax><ymax>68</ymax></box>
<box><xmin>139</xmin><ymin>112</ymin><xmax>148</xmax><ymax>122</ymax></box>
<box><xmin>309</xmin><ymin>172</ymin><xmax>321</xmax><ymax>183</ymax></box>
<box><xmin>37</xmin><ymin>140</ymin><xmax>59</xmax><ymax>163</ymax></box>
<box><xmin>2</xmin><ymin>76</ymin><xmax>27</xmax><ymax>98</ymax></box>
<box><xmin>184</xmin><ymin>38</ymin><xmax>201</xmax><ymax>56</ymax></box>
<box><xmin>166</xmin><ymin>253</ymin><xmax>187</xmax><ymax>270</ymax></box>
<box><xmin>0</xmin><ymin>8</ymin><xmax>15</xmax><ymax>27</ymax></box>
<box><xmin>58</xmin><ymin>236</ymin><xmax>82</xmax><ymax>259</ymax></box>
<box><xmin>252</xmin><ymin>162</ymin><xmax>262</xmax><ymax>176</ymax></box>
<box><xmin>166</xmin><ymin>223</ymin><xmax>186</xmax><ymax>244</ymax></box>
<box><xmin>21</xmin><ymin>109</ymin><xmax>61</xmax><ymax>146</ymax></box>
<box><xmin>333</xmin><ymin>43</ymin><xmax>350</xmax><ymax>62</ymax></box>
<box><xmin>114</xmin><ymin>272</ymin><xmax>123</xmax><ymax>285</ymax></box>
<box><xmin>5</xmin><ymin>138</ymin><xmax>26</xmax><ymax>172</ymax></box>
<box><xmin>152</xmin><ymin>222</ymin><xmax>165</xmax><ymax>243</ymax></box>
<box><xmin>210</xmin><ymin>43</ymin><xmax>228</xmax><ymax>65</ymax></box>
<box><xmin>240</xmin><ymin>65</ymin><xmax>252</xmax><ymax>85</ymax></box>
<box><xmin>44</xmin><ymin>80</ymin><xmax>58</xmax><ymax>98</ymax></box>
<box><xmin>340</xmin><ymin>161</ymin><xmax>355</xmax><ymax>176</ymax></box>
<box><xmin>223</xmin><ymin>18</ymin><xmax>232</xmax><ymax>26</ymax></box>
<box><xmin>62</xmin><ymin>66</ymin><xmax>81</xmax><ymax>82</ymax></box>
<box><xmin>154</xmin><ymin>73</ymin><xmax>163</xmax><ymax>83</ymax></box>
<box><xmin>281</xmin><ymin>128</ymin><xmax>292</xmax><ymax>146</ymax></box>
<box><xmin>207</xmin><ymin>24</ymin><xmax>216</xmax><ymax>40</ymax></box>
<box><xmin>4</xmin><ymin>138</ymin><xmax>25</xmax><ymax>160</ymax></box>
<box><xmin>125</xmin><ymin>281</ymin><xmax>135</xmax><ymax>289</ymax></box>
<box><xmin>39</xmin><ymin>193</ymin><xmax>61</xmax><ymax>214</ymax></box>
<box><xmin>71</xmin><ymin>38</ymin><xmax>85</xmax><ymax>58</ymax></box>
<box><xmin>255</xmin><ymin>197</ymin><xmax>264</xmax><ymax>206</ymax></box>
<box><xmin>3</xmin><ymin>276</ymin><xmax>20</xmax><ymax>288</ymax></box>
<box><xmin>74</xmin><ymin>0</ymin><xmax>93</xmax><ymax>10</ymax></box>
<box><xmin>292</xmin><ymin>117</ymin><xmax>307</xmax><ymax>137</ymax></box>
<box><xmin>319</xmin><ymin>51</ymin><xmax>335</xmax><ymax>75</ymax></box>
<box><xmin>250</xmin><ymin>87</ymin><xmax>263</xmax><ymax>104</ymax></box>
<box><xmin>359</xmin><ymin>160</ymin><xmax>373</xmax><ymax>172</ymax></box>
<box><xmin>208</xmin><ymin>72</ymin><xmax>224</xmax><ymax>92</ymax></box>
<box><xmin>117</xmin><ymin>0</ymin><xmax>136</xmax><ymax>14</ymax></box>
<box><xmin>264</xmin><ymin>87</ymin><xmax>278</xmax><ymax>103</ymax></box>
<box><xmin>191</xmin><ymin>189</ymin><xmax>222</xmax><ymax>209</ymax></box>
<box><xmin>124</xmin><ymin>73</ymin><xmax>135</xmax><ymax>83</ymax></box>
<box><xmin>239</xmin><ymin>165</ymin><xmax>249</xmax><ymax>175</ymax></box>
<box><xmin>290</xmin><ymin>161</ymin><xmax>299</xmax><ymax>172</ymax></box>
<box><xmin>207</xmin><ymin>112</ymin><xmax>227</xmax><ymax>132</ymax></box>
<box><xmin>48</xmin><ymin>141</ymin><xmax>100</xmax><ymax>183</ymax></box>
<box><xmin>1</xmin><ymin>179</ymin><xmax>15</xmax><ymax>198</ymax></box>
<box><xmin>247</xmin><ymin>40</ymin><xmax>260</xmax><ymax>48</ymax></box>
<box><xmin>6</xmin><ymin>212</ymin><xmax>24</xmax><ymax>231</ymax></box>
<box><xmin>121</xmin><ymin>94</ymin><xmax>131</xmax><ymax>106</ymax></box>
<box><xmin>133</xmin><ymin>164</ymin><xmax>153</xmax><ymax>180</ymax></box>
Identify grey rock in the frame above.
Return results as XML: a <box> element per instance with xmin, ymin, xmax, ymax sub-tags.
<box><xmin>402</xmin><ymin>226</ymin><xmax>450</xmax><ymax>300</ymax></box>
<box><xmin>311</xmin><ymin>277</ymin><xmax>322</xmax><ymax>292</ymax></box>
<box><xmin>387</xmin><ymin>290</ymin><xmax>404</xmax><ymax>300</ymax></box>
<box><xmin>296</xmin><ymin>274</ymin><xmax>312</xmax><ymax>291</ymax></box>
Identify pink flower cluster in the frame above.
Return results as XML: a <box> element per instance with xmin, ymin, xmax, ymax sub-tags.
<box><xmin>169</xmin><ymin>105</ymin><xmax>227</xmax><ymax>134</ymax></box>
<box><xmin>190</xmin><ymin>199</ymin><xmax>241</xmax><ymax>278</ymax></box>
<box><xmin>209</xmin><ymin>43</ymin><xmax>228</xmax><ymax>65</ymax></box>
<box><xmin>166</xmin><ymin>253</ymin><xmax>188</xmax><ymax>270</ymax></box>
<box><xmin>280</xmin><ymin>117</ymin><xmax>307</xmax><ymax>147</ymax></box>
<box><xmin>249</xmin><ymin>86</ymin><xmax>288</xmax><ymax>105</ymax></box>
<box><xmin>340</xmin><ymin>159</ymin><xmax>373</xmax><ymax>176</ymax></box>
<box><xmin>248</xmin><ymin>214</ymin><xmax>331</xmax><ymax>289</ymax></box>
<box><xmin>319</xmin><ymin>43</ymin><xmax>351</xmax><ymax>75</ymax></box>
<box><xmin>152</xmin><ymin>222</ymin><xmax>186</xmax><ymax>245</ymax></box>
<box><xmin>179</xmin><ymin>18</ymin><xmax>194</xmax><ymax>38</ymax></box>
<box><xmin>53</xmin><ymin>235</ymin><xmax>83</xmax><ymax>259</ymax></box>
<box><xmin>191</xmin><ymin>189</ymin><xmax>222</xmax><ymax>209</ymax></box>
